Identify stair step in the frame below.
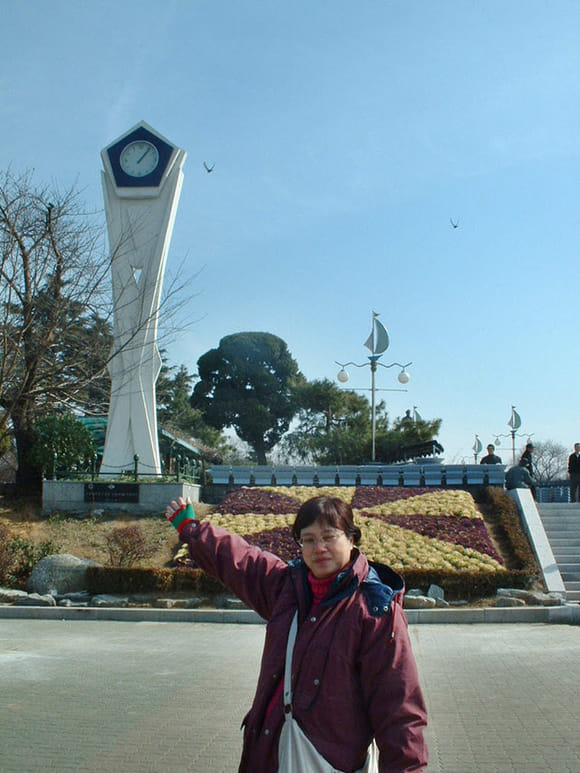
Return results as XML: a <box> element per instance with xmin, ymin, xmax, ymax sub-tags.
<box><xmin>538</xmin><ymin>502</ymin><xmax>580</xmax><ymax>511</ymax></box>
<box><xmin>549</xmin><ymin>537</ymin><xmax>580</xmax><ymax>543</ymax></box>
<box><xmin>540</xmin><ymin>513</ymin><xmax>580</xmax><ymax>519</ymax></box>
<box><xmin>540</xmin><ymin>513</ymin><xmax>580</xmax><ymax>521</ymax></box>
<box><xmin>540</xmin><ymin>513</ymin><xmax>578</xmax><ymax>518</ymax></box>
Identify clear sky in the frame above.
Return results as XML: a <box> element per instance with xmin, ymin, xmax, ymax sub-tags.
<box><xmin>2</xmin><ymin>0</ymin><xmax>579</xmax><ymax>463</ymax></box>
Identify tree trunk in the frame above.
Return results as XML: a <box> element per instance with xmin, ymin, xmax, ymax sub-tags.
<box><xmin>254</xmin><ymin>439</ymin><xmax>267</xmax><ymax>466</ymax></box>
<box><xmin>12</xmin><ymin>407</ymin><xmax>42</xmax><ymax>496</ymax></box>
<box><xmin>12</xmin><ymin>420</ymin><xmax>42</xmax><ymax>495</ymax></box>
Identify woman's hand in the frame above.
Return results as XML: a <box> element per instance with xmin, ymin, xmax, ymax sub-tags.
<box><xmin>165</xmin><ymin>496</ymin><xmax>196</xmax><ymax>534</ymax></box>
<box><xmin>165</xmin><ymin>496</ymin><xmax>191</xmax><ymax>521</ymax></box>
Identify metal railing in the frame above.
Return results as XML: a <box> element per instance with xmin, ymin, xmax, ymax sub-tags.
<box><xmin>45</xmin><ymin>452</ymin><xmax>201</xmax><ymax>484</ymax></box>
<box><xmin>206</xmin><ymin>463</ymin><xmax>507</xmax><ymax>488</ymax></box>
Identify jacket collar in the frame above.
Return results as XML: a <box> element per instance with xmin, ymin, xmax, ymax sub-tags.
<box><xmin>288</xmin><ymin>548</ymin><xmax>405</xmax><ymax>616</ymax></box>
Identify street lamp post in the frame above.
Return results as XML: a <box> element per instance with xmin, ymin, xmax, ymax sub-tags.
<box><xmin>336</xmin><ymin>313</ymin><xmax>412</xmax><ymax>462</ymax></box>
<box><xmin>494</xmin><ymin>405</ymin><xmax>532</xmax><ymax>465</ymax></box>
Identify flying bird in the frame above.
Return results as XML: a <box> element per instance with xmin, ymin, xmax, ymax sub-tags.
<box><xmin>203</xmin><ymin>162</ymin><xmax>215</xmax><ymax>173</ymax></box>
<box><xmin>450</xmin><ymin>218</ymin><xmax>459</xmax><ymax>229</ymax></box>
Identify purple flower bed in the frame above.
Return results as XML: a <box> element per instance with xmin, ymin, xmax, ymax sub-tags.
<box><xmin>351</xmin><ymin>486</ymin><xmax>439</xmax><ymax>509</ymax></box>
<box><xmin>215</xmin><ymin>488</ymin><xmax>301</xmax><ymax>515</ymax></box>
<box><xmin>367</xmin><ymin>512</ymin><xmax>504</xmax><ymax>565</ymax></box>
<box><xmin>239</xmin><ymin>526</ymin><xmax>301</xmax><ymax>563</ymax></box>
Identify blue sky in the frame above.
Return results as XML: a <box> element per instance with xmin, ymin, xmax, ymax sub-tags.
<box><xmin>2</xmin><ymin>0</ymin><xmax>579</xmax><ymax>463</ymax></box>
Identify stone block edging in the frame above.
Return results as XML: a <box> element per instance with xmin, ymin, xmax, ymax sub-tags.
<box><xmin>1</xmin><ymin>604</ymin><xmax>579</xmax><ymax>625</ymax></box>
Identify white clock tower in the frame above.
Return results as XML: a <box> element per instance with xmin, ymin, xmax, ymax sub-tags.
<box><xmin>100</xmin><ymin>121</ymin><xmax>186</xmax><ymax>475</ymax></box>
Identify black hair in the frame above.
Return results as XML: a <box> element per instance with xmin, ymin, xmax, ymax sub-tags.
<box><xmin>292</xmin><ymin>496</ymin><xmax>361</xmax><ymax>545</ymax></box>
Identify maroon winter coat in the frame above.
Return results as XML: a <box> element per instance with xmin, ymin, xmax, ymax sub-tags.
<box><xmin>181</xmin><ymin>520</ymin><xmax>428</xmax><ymax>772</ymax></box>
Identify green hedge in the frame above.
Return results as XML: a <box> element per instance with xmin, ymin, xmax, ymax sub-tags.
<box><xmin>86</xmin><ymin>566</ymin><xmax>226</xmax><ymax>596</ymax></box>
<box><xmin>400</xmin><ymin>567</ymin><xmax>533</xmax><ymax>600</ymax></box>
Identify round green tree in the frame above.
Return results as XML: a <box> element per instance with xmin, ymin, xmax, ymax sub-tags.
<box><xmin>191</xmin><ymin>332</ymin><xmax>304</xmax><ymax>464</ymax></box>
<box><xmin>29</xmin><ymin>413</ymin><xmax>96</xmax><ymax>478</ymax></box>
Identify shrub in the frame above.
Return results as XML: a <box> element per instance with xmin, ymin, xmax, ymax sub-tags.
<box><xmin>105</xmin><ymin>524</ymin><xmax>156</xmax><ymax>568</ymax></box>
<box><xmin>0</xmin><ymin>523</ymin><xmax>13</xmax><ymax>584</ymax></box>
<box><xmin>482</xmin><ymin>487</ymin><xmax>539</xmax><ymax>572</ymax></box>
<box><xmin>0</xmin><ymin>522</ymin><xmax>61</xmax><ymax>588</ymax></box>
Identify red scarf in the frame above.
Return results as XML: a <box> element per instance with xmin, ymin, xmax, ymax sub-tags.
<box><xmin>308</xmin><ymin>571</ymin><xmax>336</xmax><ymax>605</ymax></box>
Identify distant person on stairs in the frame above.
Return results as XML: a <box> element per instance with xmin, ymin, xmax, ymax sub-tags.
<box><xmin>567</xmin><ymin>443</ymin><xmax>580</xmax><ymax>503</ymax></box>
<box><xmin>505</xmin><ymin>460</ymin><xmax>535</xmax><ymax>493</ymax></box>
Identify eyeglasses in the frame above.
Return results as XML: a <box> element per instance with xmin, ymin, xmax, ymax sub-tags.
<box><xmin>298</xmin><ymin>531</ymin><xmax>345</xmax><ymax>551</ymax></box>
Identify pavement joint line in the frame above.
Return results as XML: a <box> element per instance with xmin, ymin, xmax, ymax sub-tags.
<box><xmin>1</xmin><ymin>603</ymin><xmax>579</xmax><ymax>624</ymax></box>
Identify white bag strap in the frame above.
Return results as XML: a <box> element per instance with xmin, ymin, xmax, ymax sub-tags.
<box><xmin>283</xmin><ymin>611</ymin><xmax>299</xmax><ymax>715</ymax></box>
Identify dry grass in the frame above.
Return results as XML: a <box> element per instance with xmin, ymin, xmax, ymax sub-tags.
<box><xmin>0</xmin><ymin>496</ymin><xmax>214</xmax><ymax>569</ymax></box>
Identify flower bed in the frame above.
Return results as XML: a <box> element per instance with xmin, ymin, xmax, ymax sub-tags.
<box><xmin>90</xmin><ymin>485</ymin><xmax>532</xmax><ymax>601</ymax></box>
<box><xmin>205</xmin><ymin>486</ymin><xmax>501</xmax><ymax>570</ymax></box>
<box><xmin>169</xmin><ymin>485</ymin><xmax>543</xmax><ymax>600</ymax></box>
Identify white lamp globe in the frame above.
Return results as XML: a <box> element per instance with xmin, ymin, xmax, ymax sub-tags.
<box><xmin>398</xmin><ymin>369</ymin><xmax>410</xmax><ymax>384</ymax></box>
<box><xmin>337</xmin><ymin>368</ymin><xmax>349</xmax><ymax>383</ymax></box>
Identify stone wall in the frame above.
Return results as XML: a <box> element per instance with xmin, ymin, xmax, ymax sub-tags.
<box><xmin>42</xmin><ymin>480</ymin><xmax>201</xmax><ymax>515</ymax></box>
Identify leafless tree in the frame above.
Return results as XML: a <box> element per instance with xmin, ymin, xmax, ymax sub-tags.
<box><xmin>0</xmin><ymin>169</ymin><xmax>191</xmax><ymax>491</ymax></box>
<box><xmin>529</xmin><ymin>439</ymin><xmax>568</xmax><ymax>485</ymax></box>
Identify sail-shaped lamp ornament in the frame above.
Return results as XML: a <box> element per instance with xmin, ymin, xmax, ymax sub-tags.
<box><xmin>508</xmin><ymin>406</ymin><xmax>522</xmax><ymax>431</ymax></box>
<box><xmin>363</xmin><ymin>312</ymin><xmax>390</xmax><ymax>356</ymax></box>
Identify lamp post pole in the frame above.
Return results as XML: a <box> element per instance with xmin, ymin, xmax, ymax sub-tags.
<box><xmin>508</xmin><ymin>405</ymin><xmax>521</xmax><ymax>465</ymax></box>
<box><xmin>370</xmin><ymin>358</ymin><xmax>377</xmax><ymax>461</ymax></box>
<box><xmin>336</xmin><ymin>313</ymin><xmax>411</xmax><ymax>462</ymax></box>
<box><xmin>473</xmin><ymin>434</ymin><xmax>483</xmax><ymax>463</ymax></box>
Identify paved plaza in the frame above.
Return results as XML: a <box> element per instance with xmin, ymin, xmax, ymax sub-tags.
<box><xmin>1</xmin><ymin>619</ymin><xmax>579</xmax><ymax>772</ymax></box>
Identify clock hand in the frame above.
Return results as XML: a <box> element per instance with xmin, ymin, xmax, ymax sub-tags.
<box><xmin>137</xmin><ymin>148</ymin><xmax>151</xmax><ymax>165</ymax></box>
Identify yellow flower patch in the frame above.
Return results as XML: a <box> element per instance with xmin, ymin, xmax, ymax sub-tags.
<box><xmin>201</xmin><ymin>513</ymin><xmax>295</xmax><ymax>535</ymax></box>
<box><xmin>360</xmin><ymin>490</ymin><xmax>481</xmax><ymax>519</ymax></box>
<box><xmin>259</xmin><ymin>486</ymin><xmax>357</xmax><ymax>505</ymax></box>
<box><xmin>358</xmin><ymin>519</ymin><xmax>502</xmax><ymax>572</ymax></box>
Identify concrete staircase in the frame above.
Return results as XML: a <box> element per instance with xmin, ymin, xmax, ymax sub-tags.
<box><xmin>537</xmin><ymin>503</ymin><xmax>580</xmax><ymax>602</ymax></box>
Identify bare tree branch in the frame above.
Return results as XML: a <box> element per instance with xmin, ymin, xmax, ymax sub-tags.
<box><xmin>0</xmin><ymin>169</ymin><xmax>197</xmax><ymax>489</ymax></box>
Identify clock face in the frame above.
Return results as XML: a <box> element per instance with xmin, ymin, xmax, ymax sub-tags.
<box><xmin>104</xmin><ymin>123</ymin><xmax>177</xmax><ymax>188</ymax></box>
<box><xmin>119</xmin><ymin>140</ymin><xmax>160</xmax><ymax>178</ymax></box>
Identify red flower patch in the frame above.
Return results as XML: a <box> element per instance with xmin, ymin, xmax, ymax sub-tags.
<box><xmin>239</xmin><ymin>526</ymin><xmax>300</xmax><ymax>563</ymax></box>
<box><xmin>352</xmin><ymin>486</ymin><xmax>440</xmax><ymax>509</ymax></box>
<box><xmin>215</xmin><ymin>488</ymin><xmax>301</xmax><ymax>515</ymax></box>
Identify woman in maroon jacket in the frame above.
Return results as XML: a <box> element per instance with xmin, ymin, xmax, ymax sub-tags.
<box><xmin>166</xmin><ymin>495</ymin><xmax>428</xmax><ymax>772</ymax></box>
